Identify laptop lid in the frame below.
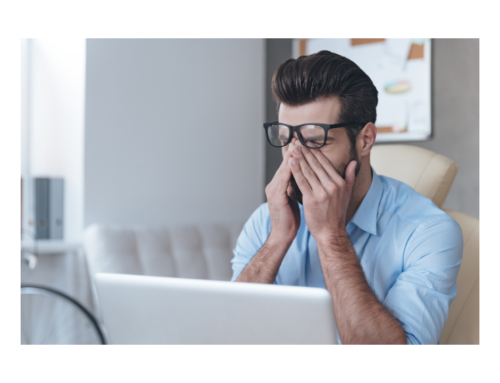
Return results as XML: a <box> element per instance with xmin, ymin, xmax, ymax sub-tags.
<box><xmin>94</xmin><ymin>273</ymin><xmax>338</xmax><ymax>344</ymax></box>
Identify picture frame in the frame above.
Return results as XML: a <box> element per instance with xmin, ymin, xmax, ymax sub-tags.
<box><xmin>294</xmin><ymin>39</ymin><xmax>432</xmax><ymax>142</ymax></box>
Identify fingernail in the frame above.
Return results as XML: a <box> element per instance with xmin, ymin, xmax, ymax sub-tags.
<box><xmin>294</xmin><ymin>147</ymin><xmax>300</xmax><ymax>154</ymax></box>
<box><xmin>292</xmin><ymin>158</ymin><xmax>297</xmax><ymax>166</ymax></box>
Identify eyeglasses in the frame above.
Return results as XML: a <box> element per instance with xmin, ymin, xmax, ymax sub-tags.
<box><xmin>263</xmin><ymin>122</ymin><xmax>362</xmax><ymax>149</ymax></box>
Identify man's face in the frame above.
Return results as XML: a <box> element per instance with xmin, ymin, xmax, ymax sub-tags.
<box><xmin>279</xmin><ymin>96</ymin><xmax>361</xmax><ymax>204</ymax></box>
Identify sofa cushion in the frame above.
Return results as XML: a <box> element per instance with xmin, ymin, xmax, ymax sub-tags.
<box><xmin>84</xmin><ymin>222</ymin><xmax>245</xmax><ymax>281</ymax></box>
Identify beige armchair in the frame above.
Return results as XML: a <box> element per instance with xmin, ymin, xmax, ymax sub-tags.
<box><xmin>371</xmin><ymin>144</ymin><xmax>479</xmax><ymax>344</ymax></box>
<box><xmin>439</xmin><ymin>209</ymin><xmax>479</xmax><ymax>344</ymax></box>
<box><xmin>371</xmin><ymin>144</ymin><xmax>458</xmax><ymax>208</ymax></box>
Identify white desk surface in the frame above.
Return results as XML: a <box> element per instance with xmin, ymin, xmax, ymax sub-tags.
<box><xmin>21</xmin><ymin>240</ymin><xmax>81</xmax><ymax>254</ymax></box>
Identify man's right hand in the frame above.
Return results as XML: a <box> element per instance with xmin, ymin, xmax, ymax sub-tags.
<box><xmin>265</xmin><ymin>138</ymin><xmax>301</xmax><ymax>246</ymax></box>
<box><xmin>235</xmin><ymin>139</ymin><xmax>301</xmax><ymax>284</ymax></box>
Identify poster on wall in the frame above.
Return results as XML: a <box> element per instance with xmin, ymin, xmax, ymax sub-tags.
<box><xmin>294</xmin><ymin>39</ymin><xmax>432</xmax><ymax>142</ymax></box>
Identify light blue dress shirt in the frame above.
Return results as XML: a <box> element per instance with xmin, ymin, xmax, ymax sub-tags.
<box><xmin>231</xmin><ymin>167</ymin><xmax>463</xmax><ymax>344</ymax></box>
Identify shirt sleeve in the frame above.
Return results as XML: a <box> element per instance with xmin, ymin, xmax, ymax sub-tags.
<box><xmin>230</xmin><ymin>203</ymin><xmax>272</xmax><ymax>282</ymax></box>
<box><xmin>382</xmin><ymin>216</ymin><xmax>464</xmax><ymax>344</ymax></box>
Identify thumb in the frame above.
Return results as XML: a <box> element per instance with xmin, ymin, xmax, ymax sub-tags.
<box><xmin>345</xmin><ymin>160</ymin><xmax>357</xmax><ymax>196</ymax></box>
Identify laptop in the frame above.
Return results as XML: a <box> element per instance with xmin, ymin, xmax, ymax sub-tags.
<box><xmin>94</xmin><ymin>273</ymin><xmax>338</xmax><ymax>344</ymax></box>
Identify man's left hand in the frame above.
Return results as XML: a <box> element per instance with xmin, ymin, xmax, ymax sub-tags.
<box><xmin>288</xmin><ymin>144</ymin><xmax>357</xmax><ymax>243</ymax></box>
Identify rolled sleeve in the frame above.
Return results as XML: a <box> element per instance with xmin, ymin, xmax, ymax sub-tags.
<box><xmin>383</xmin><ymin>217</ymin><xmax>464</xmax><ymax>344</ymax></box>
<box><xmin>230</xmin><ymin>203</ymin><xmax>271</xmax><ymax>282</ymax></box>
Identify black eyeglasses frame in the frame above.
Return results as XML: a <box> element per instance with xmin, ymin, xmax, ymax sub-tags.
<box><xmin>263</xmin><ymin>121</ymin><xmax>363</xmax><ymax>149</ymax></box>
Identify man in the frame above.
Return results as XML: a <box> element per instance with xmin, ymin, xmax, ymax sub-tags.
<box><xmin>230</xmin><ymin>50</ymin><xmax>463</xmax><ymax>345</ymax></box>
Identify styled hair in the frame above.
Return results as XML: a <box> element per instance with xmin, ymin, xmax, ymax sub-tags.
<box><xmin>271</xmin><ymin>50</ymin><xmax>378</xmax><ymax>148</ymax></box>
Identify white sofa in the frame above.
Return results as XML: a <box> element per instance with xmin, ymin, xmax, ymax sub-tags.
<box><xmin>84</xmin><ymin>222</ymin><xmax>244</xmax><ymax>321</ymax></box>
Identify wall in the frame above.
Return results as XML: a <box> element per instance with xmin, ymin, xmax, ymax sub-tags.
<box><xmin>406</xmin><ymin>39</ymin><xmax>479</xmax><ymax>218</ymax></box>
<box><xmin>84</xmin><ymin>39</ymin><xmax>265</xmax><ymax>227</ymax></box>
<box><xmin>264</xmin><ymin>39</ymin><xmax>479</xmax><ymax>218</ymax></box>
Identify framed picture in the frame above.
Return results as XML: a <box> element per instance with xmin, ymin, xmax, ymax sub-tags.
<box><xmin>294</xmin><ymin>39</ymin><xmax>432</xmax><ymax>142</ymax></box>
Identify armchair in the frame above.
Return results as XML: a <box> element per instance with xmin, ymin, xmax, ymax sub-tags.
<box><xmin>371</xmin><ymin>144</ymin><xmax>479</xmax><ymax>344</ymax></box>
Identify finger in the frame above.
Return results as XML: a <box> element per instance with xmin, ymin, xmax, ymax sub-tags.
<box><xmin>290</xmin><ymin>149</ymin><xmax>323</xmax><ymax>192</ymax></box>
<box><xmin>297</xmin><ymin>146</ymin><xmax>333</xmax><ymax>189</ymax></box>
<box><xmin>309</xmin><ymin>148</ymin><xmax>344</xmax><ymax>186</ymax></box>
<box><xmin>288</xmin><ymin>156</ymin><xmax>313</xmax><ymax>196</ymax></box>
<box><xmin>277</xmin><ymin>141</ymin><xmax>297</xmax><ymax>175</ymax></box>
<box><xmin>268</xmin><ymin>141</ymin><xmax>297</xmax><ymax>195</ymax></box>
<box><xmin>344</xmin><ymin>160</ymin><xmax>357</xmax><ymax>196</ymax></box>
<box><xmin>269</xmin><ymin>150</ymin><xmax>295</xmax><ymax>203</ymax></box>
<box><xmin>277</xmin><ymin>160</ymin><xmax>293</xmax><ymax>199</ymax></box>
<box><xmin>266</xmin><ymin>137</ymin><xmax>300</xmax><ymax>199</ymax></box>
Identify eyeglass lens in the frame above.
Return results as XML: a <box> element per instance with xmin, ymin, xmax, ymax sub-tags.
<box><xmin>267</xmin><ymin>124</ymin><xmax>326</xmax><ymax>148</ymax></box>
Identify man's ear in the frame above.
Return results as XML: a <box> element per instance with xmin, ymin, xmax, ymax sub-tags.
<box><xmin>357</xmin><ymin>122</ymin><xmax>377</xmax><ymax>156</ymax></box>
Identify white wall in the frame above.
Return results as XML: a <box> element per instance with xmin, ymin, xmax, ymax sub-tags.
<box><xmin>84</xmin><ymin>39</ymin><xmax>265</xmax><ymax>227</ymax></box>
<box><xmin>26</xmin><ymin>39</ymin><xmax>86</xmax><ymax>241</ymax></box>
<box><xmin>407</xmin><ymin>39</ymin><xmax>479</xmax><ymax>218</ymax></box>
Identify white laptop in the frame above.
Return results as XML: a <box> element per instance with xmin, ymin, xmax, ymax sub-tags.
<box><xmin>94</xmin><ymin>273</ymin><xmax>338</xmax><ymax>345</ymax></box>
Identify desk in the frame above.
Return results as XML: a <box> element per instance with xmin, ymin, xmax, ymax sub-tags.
<box><xmin>21</xmin><ymin>240</ymin><xmax>96</xmax><ymax>325</ymax></box>
<box><xmin>21</xmin><ymin>240</ymin><xmax>81</xmax><ymax>255</ymax></box>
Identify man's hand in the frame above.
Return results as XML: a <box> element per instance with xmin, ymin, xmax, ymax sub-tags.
<box><xmin>288</xmin><ymin>144</ymin><xmax>356</xmax><ymax>243</ymax></box>
<box><xmin>235</xmin><ymin>139</ymin><xmax>301</xmax><ymax>284</ymax></box>
<box><xmin>288</xmin><ymin>144</ymin><xmax>406</xmax><ymax>344</ymax></box>
<box><xmin>265</xmin><ymin>138</ymin><xmax>301</xmax><ymax>246</ymax></box>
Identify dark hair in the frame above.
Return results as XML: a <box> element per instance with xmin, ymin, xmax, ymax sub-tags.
<box><xmin>271</xmin><ymin>50</ymin><xmax>378</xmax><ymax>148</ymax></box>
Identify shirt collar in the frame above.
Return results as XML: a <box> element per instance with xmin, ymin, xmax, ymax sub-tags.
<box><xmin>348</xmin><ymin>166</ymin><xmax>383</xmax><ymax>236</ymax></box>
